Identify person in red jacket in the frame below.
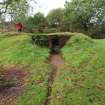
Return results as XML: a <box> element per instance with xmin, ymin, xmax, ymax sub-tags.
<box><xmin>16</xmin><ymin>23</ymin><xmax>23</xmax><ymax>32</ymax></box>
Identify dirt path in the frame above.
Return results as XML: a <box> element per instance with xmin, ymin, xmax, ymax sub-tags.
<box><xmin>44</xmin><ymin>54</ymin><xmax>64</xmax><ymax>105</ymax></box>
<box><xmin>49</xmin><ymin>54</ymin><xmax>64</xmax><ymax>70</ymax></box>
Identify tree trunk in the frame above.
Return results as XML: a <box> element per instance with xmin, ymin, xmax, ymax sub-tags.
<box><xmin>83</xmin><ymin>23</ymin><xmax>89</xmax><ymax>32</ymax></box>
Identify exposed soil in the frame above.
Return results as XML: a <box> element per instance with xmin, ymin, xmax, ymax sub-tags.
<box><xmin>0</xmin><ymin>65</ymin><xmax>29</xmax><ymax>105</ymax></box>
<box><xmin>49</xmin><ymin>54</ymin><xmax>64</xmax><ymax>70</ymax></box>
<box><xmin>44</xmin><ymin>54</ymin><xmax>64</xmax><ymax>105</ymax></box>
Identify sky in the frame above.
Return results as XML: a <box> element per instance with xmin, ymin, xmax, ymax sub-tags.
<box><xmin>29</xmin><ymin>0</ymin><xmax>67</xmax><ymax>16</ymax></box>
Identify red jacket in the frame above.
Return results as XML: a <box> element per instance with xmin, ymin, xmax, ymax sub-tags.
<box><xmin>16</xmin><ymin>23</ymin><xmax>23</xmax><ymax>30</ymax></box>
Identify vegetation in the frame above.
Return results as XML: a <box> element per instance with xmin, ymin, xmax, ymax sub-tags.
<box><xmin>65</xmin><ymin>0</ymin><xmax>105</xmax><ymax>36</ymax></box>
<box><xmin>1</xmin><ymin>0</ymin><xmax>105</xmax><ymax>38</ymax></box>
<box><xmin>0</xmin><ymin>0</ymin><xmax>105</xmax><ymax>104</ymax></box>
<box><xmin>49</xmin><ymin>33</ymin><xmax>105</xmax><ymax>105</ymax></box>
<box><xmin>0</xmin><ymin>33</ymin><xmax>105</xmax><ymax>105</ymax></box>
<box><xmin>0</xmin><ymin>0</ymin><xmax>36</xmax><ymax>33</ymax></box>
<box><xmin>46</xmin><ymin>8</ymin><xmax>64</xmax><ymax>29</ymax></box>
<box><xmin>25</xmin><ymin>12</ymin><xmax>46</xmax><ymax>32</ymax></box>
<box><xmin>0</xmin><ymin>0</ymin><xmax>35</xmax><ymax>15</ymax></box>
<box><xmin>0</xmin><ymin>34</ymin><xmax>50</xmax><ymax>105</ymax></box>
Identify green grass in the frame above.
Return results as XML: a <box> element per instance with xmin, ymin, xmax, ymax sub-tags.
<box><xmin>32</xmin><ymin>32</ymin><xmax>73</xmax><ymax>36</ymax></box>
<box><xmin>49</xmin><ymin>33</ymin><xmax>105</xmax><ymax>105</ymax></box>
<box><xmin>0</xmin><ymin>34</ymin><xmax>50</xmax><ymax>105</ymax></box>
<box><xmin>1</xmin><ymin>32</ymin><xmax>105</xmax><ymax>105</ymax></box>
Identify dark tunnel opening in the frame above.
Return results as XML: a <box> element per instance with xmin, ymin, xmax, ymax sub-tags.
<box><xmin>50</xmin><ymin>37</ymin><xmax>60</xmax><ymax>54</ymax></box>
<box><xmin>32</xmin><ymin>35</ymin><xmax>70</xmax><ymax>54</ymax></box>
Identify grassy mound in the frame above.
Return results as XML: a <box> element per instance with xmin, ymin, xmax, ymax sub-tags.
<box><xmin>66</xmin><ymin>33</ymin><xmax>93</xmax><ymax>47</ymax></box>
<box><xmin>62</xmin><ymin>33</ymin><xmax>94</xmax><ymax>67</ymax></box>
<box><xmin>50</xmin><ymin>33</ymin><xmax>105</xmax><ymax>105</ymax></box>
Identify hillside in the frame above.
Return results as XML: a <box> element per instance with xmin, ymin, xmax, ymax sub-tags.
<box><xmin>0</xmin><ymin>33</ymin><xmax>105</xmax><ymax>105</ymax></box>
<box><xmin>50</xmin><ymin>33</ymin><xmax>105</xmax><ymax>105</ymax></box>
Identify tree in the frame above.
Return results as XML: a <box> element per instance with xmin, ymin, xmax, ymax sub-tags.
<box><xmin>47</xmin><ymin>8</ymin><xmax>65</xmax><ymax>28</ymax></box>
<box><xmin>65</xmin><ymin>0</ymin><xmax>105</xmax><ymax>32</ymax></box>
<box><xmin>24</xmin><ymin>12</ymin><xmax>46</xmax><ymax>32</ymax></box>
<box><xmin>8</xmin><ymin>0</ymin><xmax>29</xmax><ymax>22</ymax></box>
<box><xmin>23</xmin><ymin>16</ymin><xmax>35</xmax><ymax>32</ymax></box>
<box><xmin>0</xmin><ymin>0</ymin><xmax>37</xmax><ymax>32</ymax></box>
<box><xmin>0</xmin><ymin>0</ymin><xmax>37</xmax><ymax>21</ymax></box>
<box><xmin>33</xmin><ymin>12</ymin><xmax>46</xmax><ymax>27</ymax></box>
<box><xmin>0</xmin><ymin>0</ymin><xmax>21</xmax><ymax>15</ymax></box>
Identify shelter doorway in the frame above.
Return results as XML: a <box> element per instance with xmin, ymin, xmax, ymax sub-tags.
<box><xmin>50</xmin><ymin>37</ymin><xmax>60</xmax><ymax>54</ymax></box>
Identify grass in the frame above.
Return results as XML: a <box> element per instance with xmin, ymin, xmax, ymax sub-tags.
<box><xmin>32</xmin><ymin>32</ymin><xmax>73</xmax><ymax>36</ymax></box>
<box><xmin>0</xmin><ymin>34</ymin><xmax>50</xmax><ymax>105</ymax></box>
<box><xmin>0</xmin><ymin>32</ymin><xmax>105</xmax><ymax>105</ymax></box>
<box><xmin>49</xmin><ymin>33</ymin><xmax>105</xmax><ymax>105</ymax></box>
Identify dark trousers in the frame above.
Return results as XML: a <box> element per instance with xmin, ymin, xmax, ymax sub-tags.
<box><xmin>18</xmin><ymin>29</ymin><xmax>22</xmax><ymax>32</ymax></box>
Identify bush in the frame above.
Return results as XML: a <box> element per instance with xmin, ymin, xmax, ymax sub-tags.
<box><xmin>32</xmin><ymin>35</ymin><xmax>49</xmax><ymax>47</ymax></box>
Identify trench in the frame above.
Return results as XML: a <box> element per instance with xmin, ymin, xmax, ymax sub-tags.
<box><xmin>44</xmin><ymin>54</ymin><xmax>64</xmax><ymax>105</ymax></box>
<box><xmin>44</xmin><ymin>35</ymin><xmax>70</xmax><ymax>105</ymax></box>
<box><xmin>32</xmin><ymin>34</ymin><xmax>70</xmax><ymax>105</ymax></box>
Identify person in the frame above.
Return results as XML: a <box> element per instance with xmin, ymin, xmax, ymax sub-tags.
<box><xmin>15</xmin><ymin>23</ymin><xmax>23</xmax><ymax>32</ymax></box>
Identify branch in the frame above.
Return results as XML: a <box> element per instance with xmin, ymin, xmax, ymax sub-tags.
<box><xmin>0</xmin><ymin>1</ymin><xmax>9</xmax><ymax>15</ymax></box>
<box><xmin>0</xmin><ymin>1</ymin><xmax>8</xmax><ymax>5</ymax></box>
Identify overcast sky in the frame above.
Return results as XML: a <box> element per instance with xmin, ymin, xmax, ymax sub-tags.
<box><xmin>30</xmin><ymin>0</ymin><xmax>67</xmax><ymax>16</ymax></box>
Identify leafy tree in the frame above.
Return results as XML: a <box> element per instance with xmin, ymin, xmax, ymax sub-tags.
<box><xmin>33</xmin><ymin>12</ymin><xmax>46</xmax><ymax>27</ymax></box>
<box><xmin>23</xmin><ymin>16</ymin><xmax>35</xmax><ymax>32</ymax></box>
<box><xmin>0</xmin><ymin>0</ymin><xmax>37</xmax><ymax>32</ymax></box>
<box><xmin>8</xmin><ymin>0</ymin><xmax>29</xmax><ymax>22</ymax></box>
<box><xmin>24</xmin><ymin>12</ymin><xmax>46</xmax><ymax>32</ymax></box>
<box><xmin>0</xmin><ymin>0</ymin><xmax>21</xmax><ymax>15</ymax></box>
<box><xmin>65</xmin><ymin>0</ymin><xmax>105</xmax><ymax>32</ymax></box>
<box><xmin>0</xmin><ymin>0</ymin><xmax>37</xmax><ymax>21</ymax></box>
<box><xmin>47</xmin><ymin>8</ymin><xmax>65</xmax><ymax>28</ymax></box>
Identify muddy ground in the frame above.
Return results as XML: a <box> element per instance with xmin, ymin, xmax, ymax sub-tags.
<box><xmin>0</xmin><ymin>54</ymin><xmax>64</xmax><ymax>105</ymax></box>
<box><xmin>44</xmin><ymin>54</ymin><xmax>64</xmax><ymax>105</ymax></box>
<box><xmin>0</xmin><ymin>65</ymin><xmax>29</xmax><ymax>105</ymax></box>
